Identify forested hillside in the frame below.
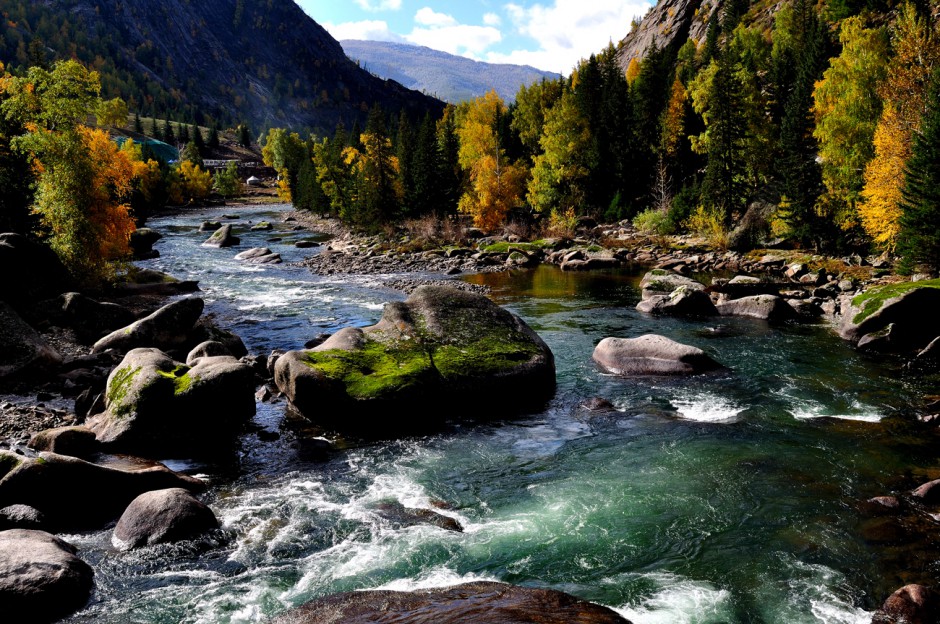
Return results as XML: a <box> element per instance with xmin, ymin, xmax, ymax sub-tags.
<box><xmin>0</xmin><ymin>0</ymin><xmax>442</xmax><ymax>133</ymax></box>
<box><xmin>341</xmin><ymin>40</ymin><xmax>560</xmax><ymax>104</ymax></box>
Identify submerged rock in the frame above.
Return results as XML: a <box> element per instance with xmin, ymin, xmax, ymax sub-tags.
<box><xmin>872</xmin><ymin>584</ymin><xmax>940</xmax><ymax>624</ymax></box>
<box><xmin>593</xmin><ymin>334</ymin><xmax>722</xmax><ymax>376</ymax></box>
<box><xmin>0</xmin><ymin>529</ymin><xmax>94</xmax><ymax>623</ymax></box>
<box><xmin>92</xmin><ymin>297</ymin><xmax>205</xmax><ymax>355</ymax></box>
<box><xmin>113</xmin><ymin>488</ymin><xmax>219</xmax><ymax>550</ymax></box>
<box><xmin>0</xmin><ymin>450</ymin><xmax>205</xmax><ymax>530</ymax></box>
<box><xmin>374</xmin><ymin>501</ymin><xmax>463</xmax><ymax>532</ymax></box>
<box><xmin>268</xmin><ymin>581</ymin><xmax>631</xmax><ymax>624</ymax></box>
<box><xmin>87</xmin><ymin>348</ymin><xmax>255</xmax><ymax>455</ymax></box>
<box><xmin>274</xmin><ymin>286</ymin><xmax>555</xmax><ymax>430</ymax></box>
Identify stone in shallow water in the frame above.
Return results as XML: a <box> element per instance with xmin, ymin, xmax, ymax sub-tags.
<box><xmin>593</xmin><ymin>334</ymin><xmax>721</xmax><ymax>376</ymax></box>
<box><xmin>268</xmin><ymin>581</ymin><xmax>632</xmax><ymax>624</ymax></box>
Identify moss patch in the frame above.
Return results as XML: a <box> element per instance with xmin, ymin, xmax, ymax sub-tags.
<box><xmin>852</xmin><ymin>279</ymin><xmax>940</xmax><ymax>324</ymax></box>
<box><xmin>432</xmin><ymin>335</ymin><xmax>541</xmax><ymax>379</ymax></box>
<box><xmin>0</xmin><ymin>452</ymin><xmax>22</xmax><ymax>479</ymax></box>
<box><xmin>108</xmin><ymin>366</ymin><xmax>142</xmax><ymax>417</ymax></box>
<box><xmin>157</xmin><ymin>366</ymin><xmax>195</xmax><ymax>395</ymax></box>
<box><xmin>304</xmin><ymin>340</ymin><xmax>434</xmax><ymax>400</ymax></box>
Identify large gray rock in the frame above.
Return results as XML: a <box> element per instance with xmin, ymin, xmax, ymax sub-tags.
<box><xmin>87</xmin><ymin>348</ymin><xmax>255</xmax><ymax>455</ymax></box>
<box><xmin>716</xmin><ymin>295</ymin><xmax>797</xmax><ymax>322</ymax></box>
<box><xmin>56</xmin><ymin>292</ymin><xmax>136</xmax><ymax>342</ymax></box>
<box><xmin>234</xmin><ymin>247</ymin><xmax>282</xmax><ymax>264</ymax></box>
<box><xmin>129</xmin><ymin>227</ymin><xmax>163</xmax><ymax>259</ymax></box>
<box><xmin>0</xmin><ymin>301</ymin><xmax>62</xmax><ymax>378</ymax></box>
<box><xmin>113</xmin><ymin>488</ymin><xmax>218</xmax><ymax>550</ymax></box>
<box><xmin>0</xmin><ymin>450</ymin><xmax>205</xmax><ymax>530</ymax></box>
<box><xmin>636</xmin><ymin>286</ymin><xmax>718</xmax><ymax>317</ymax></box>
<box><xmin>593</xmin><ymin>335</ymin><xmax>721</xmax><ymax>376</ymax></box>
<box><xmin>639</xmin><ymin>270</ymin><xmax>704</xmax><ymax>300</ymax></box>
<box><xmin>92</xmin><ymin>297</ymin><xmax>204</xmax><ymax>354</ymax></box>
<box><xmin>872</xmin><ymin>584</ymin><xmax>939</xmax><ymax>624</ymax></box>
<box><xmin>839</xmin><ymin>282</ymin><xmax>940</xmax><ymax>352</ymax></box>
<box><xmin>270</xmin><ymin>581</ymin><xmax>631</xmax><ymax>624</ymax></box>
<box><xmin>727</xmin><ymin>201</ymin><xmax>777</xmax><ymax>251</ymax></box>
<box><xmin>0</xmin><ymin>529</ymin><xmax>93</xmax><ymax>623</ymax></box>
<box><xmin>0</xmin><ymin>505</ymin><xmax>46</xmax><ymax>531</ymax></box>
<box><xmin>274</xmin><ymin>286</ymin><xmax>555</xmax><ymax>430</ymax></box>
<box><xmin>186</xmin><ymin>340</ymin><xmax>231</xmax><ymax>365</ymax></box>
<box><xmin>202</xmin><ymin>224</ymin><xmax>240</xmax><ymax>248</ymax></box>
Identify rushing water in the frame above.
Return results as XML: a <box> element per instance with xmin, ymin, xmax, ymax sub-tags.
<box><xmin>62</xmin><ymin>203</ymin><xmax>940</xmax><ymax>624</ymax></box>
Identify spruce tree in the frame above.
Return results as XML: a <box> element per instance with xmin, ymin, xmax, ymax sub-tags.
<box><xmin>179</xmin><ymin>122</ymin><xmax>190</xmax><ymax>143</ymax></box>
<box><xmin>207</xmin><ymin>125</ymin><xmax>220</xmax><ymax>149</ymax></box>
<box><xmin>898</xmin><ymin>67</ymin><xmax>940</xmax><ymax>270</ymax></box>
<box><xmin>192</xmin><ymin>123</ymin><xmax>205</xmax><ymax>153</ymax></box>
<box><xmin>164</xmin><ymin>119</ymin><xmax>176</xmax><ymax>144</ymax></box>
<box><xmin>150</xmin><ymin>117</ymin><xmax>161</xmax><ymax>140</ymax></box>
<box><xmin>134</xmin><ymin>112</ymin><xmax>143</xmax><ymax>133</ymax></box>
<box><xmin>702</xmin><ymin>14</ymin><xmax>720</xmax><ymax>66</ymax></box>
<box><xmin>238</xmin><ymin>123</ymin><xmax>251</xmax><ymax>147</ymax></box>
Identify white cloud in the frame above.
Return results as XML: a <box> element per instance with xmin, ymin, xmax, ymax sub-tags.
<box><xmin>322</xmin><ymin>20</ymin><xmax>403</xmax><ymax>42</ymax></box>
<box><xmin>494</xmin><ymin>0</ymin><xmax>653</xmax><ymax>74</ymax></box>
<box><xmin>414</xmin><ymin>7</ymin><xmax>458</xmax><ymax>27</ymax></box>
<box><xmin>483</xmin><ymin>12</ymin><xmax>502</xmax><ymax>26</ymax></box>
<box><xmin>353</xmin><ymin>0</ymin><xmax>402</xmax><ymax>11</ymax></box>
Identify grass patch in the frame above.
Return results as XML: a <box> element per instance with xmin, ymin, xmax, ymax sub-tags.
<box><xmin>852</xmin><ymin>279</ymin><xmax>940</xmax><ymax>324</ymax></box>
<box><xmin>481</xmin><ymin>240</ymin><xmax>552</xmax><ymax>254</ymax></box>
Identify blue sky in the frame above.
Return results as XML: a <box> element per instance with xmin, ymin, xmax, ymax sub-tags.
<box><xmin>297</xmin><ymin>0</ymin><xmax>654</xmax><ymax>75</ymax></box>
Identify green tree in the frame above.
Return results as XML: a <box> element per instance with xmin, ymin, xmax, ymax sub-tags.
<box><xmin>261</xmin><ymin>127</ymin><xmax>306</xmax><ymax>202</ymax></box>
<box><xmin>164</xmin><ymin>118</ymin><xmax>175</xmax><ymax>144</ymax></box>
<box><xmin>180</xmin><ymin>140</ymin><xmax>203</xmax><ymax>168</ymax></box>
<box><xmin>213</xmin><ymin>161</ymin><xmax>241</xmax><ymax>198</ymax></box>
<box><xmin>207</xmin><ymin>125</ymin><xmax>220</xmax><ymax>149</ymax></box>
<box><xmin>237</xmin><ymin>123</ymin><xmax>251</xmax><ymax>147</ymax></box>
<box><xmin>898</xmin><ymin>67</ymin><xmax>940</xmax><ymax>270</ymax></box>
<box><xmin>812</xmin><ymin>18</ymin><xmax>889</xmax><ymax>232</ymax></box>
<box><xmin>511</xmin><ymin>77</ymin><xmax>564</xmax><ymax>161</ymax></box>
<box><xmin>133</xmin><ymin>112</ymin><xmax>143</xmax><ymax>133</ymax></box>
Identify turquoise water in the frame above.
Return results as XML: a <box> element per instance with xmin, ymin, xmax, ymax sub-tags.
<box><xmin>62</xmin><ymin>204</ymin><xmax>940</xmax><ymax>623</ymax></box>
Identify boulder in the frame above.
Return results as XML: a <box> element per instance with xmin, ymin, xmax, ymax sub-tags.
<box><xmin>269</xmin><ymin>581</ymin><xmax>631</xmax><ymax>624</ymax></box>
<box><xmin>839</xmin><ymin>282</ymin><xmax>940</xmax><ymax>351</ymax></box>
<box><xmin>188</xmin><ymin>318</ymin><xmax>249</xmax><ymax>359</ymax></box>
<box><xmin>910</xmin><ymin>478</ymin><xmax>940</xmax><ymax>504</ymax></box>
<box><xmin>0</xmin><ymin>233</ymin><xmax>72</xmax><ymax>308</ymax></box>
<box><xmin>199</xmin><ymin>220</ymin><xmax>223</xmax><ymax>232</ymax></box>
<box><xmin>727</xmin><ymin>200</ymin><xmax>775</xmax><ymax>251</ymax></box>
<box><xmin>0</xmin><ymin>529</ymin><xmax>93</xmax><ymax>623</ymax></box>
<box><xmin>374</xmin><ymin>501</ymin><xmax>462</xmax><ymax>532</ymax></box>
<box><xmin>56</xmin><ymin>292</ymin><xmax>136</xmax><ymax>342</ymax></box>
<box><xmin>636</xmin><ymin>286</ymin><xmax>718</xmax><ymax>317</ymax></box>
<box><xmin>250</xmin><ymin>221</ymin><xmax>273</xmax><ymax>231</ymax></box>
<box><xmin>186</xmin><ymin>340</ymin><xmax>231</xmax><ymax>365</ymax></box>
<box><xmin>711</xmin><ymin>275</ymin><xmax>785</xmax><ymax>298</ymax></box>
<box><xmin>274</xmin><ymin>286</ymin><xmax>555</xmax><ymax>430</ymax></box>
<box><xmin>112</xmin><ymin>488</ymin><xmax>219</xmax><ymax>550</ymax></box>
<box><xmin>0</xmin><ymin>505</ymin><xmax>47</xmax><ymax>530</ymax></box>
<box><xmin>593</xmin><ymin>335</ymin><xmax>722</xmax><ymax>376</ymax></box>
<box><xmin>716</xmin><ymin>295</ymin><xmax>797</xmax><ymax>322</ymax></box>
<box><xmin>114</xmin><ymin>268</ymin><xmax>199</xmax><ymax>296</ymax></box>
<box><xmin>0</xmin><ymin>301</ymin><xmax>62</xmax><ymax>379</ymax></box>
<box><xmin>872</xmin><ymin>584</ymin><xmax>940</xmax><ymax>624</ymax></box>
<box><xmin>27</xmin><ymin>426</ymin><xmax>98</xmax><ymax>458</ymax></box>
<box><xmin>87</xmin><ymin>348</ymin><xmax>256</xmax><ymax>455</ymax></box>
<box><xmin>639</xmin><ymin>270</ymin><xmax>704</xmax><ymax>299</ymax></box>
<box><xmin>129</xmin><ymin>227</ymin><xmax>163</xmax><ymax>260</ymax></box>
<box><xmin>92</xmin><ymin>297</ymin><xmax>204</xmax><ymax>355</ymax></box>
<box><xmin>202</xmin><ymin>224</ymin><xmax>240</xmax><ymax>248</ymax></box>
<box><xmin>234</xmin><ymin>247</ymin><xmax>282</xmax><ymax>264</ymax></box>
<box><xmin>0</xmin><ymin>450</ymin><xmax>205</xmax><ymax>530</ymax></box>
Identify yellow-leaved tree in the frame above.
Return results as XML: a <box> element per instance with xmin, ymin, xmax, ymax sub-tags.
<box><xmin>455</xmin><ymin>91</ymin><xmax>527</xmax><ymax>232</ymax></box>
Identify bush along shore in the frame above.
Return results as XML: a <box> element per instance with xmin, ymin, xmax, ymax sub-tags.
<box><xmin>2</xmin><ymin>210</ymin><xmax>940</xmax><ymax>622</ymax></box>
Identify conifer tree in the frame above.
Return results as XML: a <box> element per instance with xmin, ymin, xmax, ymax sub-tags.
<box><xmin>134</xmin><ymin>112</ymin><xmax>143</xmax><ymax>133</ymax></box>
<box><xmin>237</xmin><ymin>123</ymin><xmax>251</xmax><ymax>147</ymax></box>
<box><xmin>898</xmin><ymin>67</ymin><xmax>940</xmax><ymax>270</ymax></box>
<box><xmin>164</xmin><ymin>119</ymin><xmax>176</xmax><ymax>145</ymax></box>
<box><xmin>179</xmin><ymin>122</ymin><xmax>190</xmax><ymax>144</ymax></box>
<box><xmin>192</xmin><ymin>122</ymin><xmax>205</xmax><ymax>153</ymax></box>
<box><xmin>150</xmin><ymin>117</ymin><xmax>161</xmax><ymax>140</ymax></box>
<box><xmin>207</xmin><ymin>125</ymin><xmax>220</xmax><ymax>149</ymax></box>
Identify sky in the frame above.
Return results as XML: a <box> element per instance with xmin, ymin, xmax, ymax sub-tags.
<box><xmin>296</xmin><ymin>0</ymin><xmax>655</xmax><ymax>76</ymax></box>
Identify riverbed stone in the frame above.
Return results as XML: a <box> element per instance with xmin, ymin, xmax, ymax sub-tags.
<box><xmin>839</xmin><ymin>281</ymin><xmax>940</xmax><ymax>351</ymax></box>
<box><xmin>92</xmin><ymin>297</ymin><xmax>205</xmax><ymax>355</ymax></box>
<box><xmin>87</xmin><ymin>348</ymin><xmax>255</xmax><ymax>455</ymax></box>
<box><xmin>872</xmin><ymin>584</ymin><xmax>940</xmax><ymax>624</ymax></box>
<box><xmin>0</xmin><ymin>232</ymin><xmax>72</xmax><ymax>308</ymax></box>
<box><xmin>202</xmin><ymin>224</ymin><xmax>240</xmax><ymax>248</ymax></box>
<box><xmin>186</xmin><ymin>340</ymin><xmax>231</xmax><ymax>365</ymax></box>
<box><xmin>0</xmin><ymin>301</ymin><xmax>62</xmax><ymax>379</ymax></box>
<box><xmin>0</xmin><ymin>504</ymin><xmax>47</xmax><ymax>530</ymax></box>
<box><xmin>0</xmin><ymin>450</ymin><xmax>205</xmax><ymax>530</ymax></box>
<box><xmin>113</xmin><ymin>488</ymin><xmax>219</xmax><ymax>550</ymax></box>
<box><xmin>274</xmin><ymin>286</ymin><xmax>555</xmax><ymax>430</ymax></box>
<box><xmin>716</xmin><ymin>295</ymin><xmax>797</xmax><ymax>322</ymax></box>
<box><xmin>0</xmin><ymin>529</ymin><xmax>94</xmax><ymax>623</ymax></box>
<box><xmin>374</xmin><ymin>501</ymin><xmax>462</xmax><ymax>532</ymax></box>
<box><xmin>268</xmin><ymin>581</ymin><xmax>631</xmax><ymax>624</ymax></box>
<box><xmin>27</xmin><ymin>426</ymin><xmax>98</xmax><ymax>458</ymax></box>
<box><xmin>234</xmin><ymin>247</ymin><xmax>282</xmax><ymax>264</ymax></box>
<box><xmin>639</xmin><ymin>270</ymin><xmax>704</xmax><ymax>299</ymax></box>
<box><xmin>910</xmin><ymin>478</ymin><xmax>940</xmax><ymax>504</ymax></box>
<box><xmin>199</xmin><ymin>221</ymin><xmax>222</xmax><ymax>232</ymax></box>
<box><xmin>636</xmin><ymin>286</ymin><xmax>718</xmax><ymax>317</ymax></box>
<box><xmin>129</xmin><ymin>227</ymin><xmax>163</xmax><ymax>260</ymax></box>
<box><xmin>593</xmin><ymin>335</ymin><xmax>722</xmax><ymax>376</ymax></box>
<box><xmin>56</xmin><ymin>292</ymin><xmax>137</xmax><ymax>342</ymax></box>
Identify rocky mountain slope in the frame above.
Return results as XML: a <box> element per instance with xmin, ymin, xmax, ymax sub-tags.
<box><xmin>0</xmin><ymin>0</ymin><xmax>442</xmax><ymax>132</ymax></box>
<box><xmin>341</xmin><ymin>40</ymin><xmax>561</xmax><ymax>103</ymax></box>
<box><xmin>617</xmin><ymin>0</ymin><xmax>714</xmax><ymax>70</ymax></box>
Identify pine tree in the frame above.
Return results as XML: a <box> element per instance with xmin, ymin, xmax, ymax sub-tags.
<box><xmin>238</xmin><ymin>123</ymin><xmax>251</xmax><ymax>147</ymax></box>
<box><xmin>207</xmin><ymin>125</ymin><xmax>220</xmax><ymax>149</ymax></box>
<box><xmin>898</xmin><ymin>67</ymin><xmax>940</xmax><ymax>270</ymax></box>
<box><xmin>192</xmin><ymin>123</ymin><xmax>205</xmax><ymax>153</ymax></box>
<box><xmin>179</xmin><ymin>122</ymin><xmax>190</xmax><ymax>143</ymax></box>
<box><xmin>164</xmin><ymin>119</ymin><xmax>176</xmax><ymax>144</ymax></box>
<box><xmin>134</xmin><ymin>112</ymin><xmax>143</xmax><ymax>133</ymax></box>
<box><xmin>150</xmin><ymin>117</ymin><xmax>161</xmax><ymax>141</ymax></box>
<box><xmin>702</xmin><ymin>14</ymin><xmax>720</xmax><ymax>66</ymax></box>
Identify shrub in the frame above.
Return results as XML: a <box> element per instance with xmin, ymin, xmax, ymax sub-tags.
<box><xmin>547</xmin><ymin>206</ymin><xmax>578</xmax><ymax>237</ymax></box>
<box><xmin>685</xmin><ymin>206</ymin><xmax>729</xmax><ymax>249</ymax></box>
<box><xmin>633</xmin><ymin>208</ymin><xmax>675</xmax><ymax>235</ymax></box>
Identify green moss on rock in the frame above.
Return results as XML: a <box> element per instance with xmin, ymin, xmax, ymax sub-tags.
<box><xmin>157</xmin><ymin>365</ymin><xmax>195</xmax><ymax>395</ymax></box>
<box><xmin>304</xmin><ymin>340</ymin><xmax>434</xmax><ymax>400</ymax></box>
<box><xmin>432</xmin><ymin>336</ymin><xmax>540</xmax><ymax>379</ymax></box>
<box><xmin>108</xmin><ymin>366</ymin><xmax>142</xmax><ymax>417</ymax></box>
<box><xmin>852</xmin><ymin>279</ymin><xmax>940</xmax><ymax>324</ymax></box>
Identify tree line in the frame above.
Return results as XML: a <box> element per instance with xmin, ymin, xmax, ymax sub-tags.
<box><xmin>264</xmin><ymin>0</ymin><xmax>940</xmax><ymax>272</ymax></box>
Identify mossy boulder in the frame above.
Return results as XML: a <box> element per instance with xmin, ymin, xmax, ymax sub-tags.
<box><xmin>639</xmin><ymin>270</ymin><xmax>704</xmax><ymax>300</ymax></box>
<box><xmin>0</xmin><ymin>450</ymin><xmax>205</xmax><ymax>531</ymax></box>
<box><xmin>87</xmin><ymin>348</ymin><xmax>256</xmax><ymax>455</ymax></box>
<box><xmin>92</xmin><ymin>297</ymin><xmax>205</xmax><ymax>355</ymax></box>
<box><xmin>274</xmin><ymin>286</ymin><xmax>555</xmax><ymax>431</ymax></box>
<box><xmin>839</xmin><ymin>280</ymin><xmax>940</xmax><ymax>351</ymax></box>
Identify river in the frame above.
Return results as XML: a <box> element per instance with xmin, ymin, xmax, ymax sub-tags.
<box><xmin>63</xmin><ymin>203</ymin><xmax>940</xmax><ymax>624</ymax></box>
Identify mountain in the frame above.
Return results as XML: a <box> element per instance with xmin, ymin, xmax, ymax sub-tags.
<box><xmin>341</xmin><ymin>40</ymin><xmax>561</xmax><ymax>104</ymax></box>
<box><xmin>617</xmin><ymin>0</ymin><xmax>712</xmax><ymax>70</ymax></box>
<box><xmin>0</xmin><ymin>0</ymin><xmax>442</xmax><ymax>133</ymax></box>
